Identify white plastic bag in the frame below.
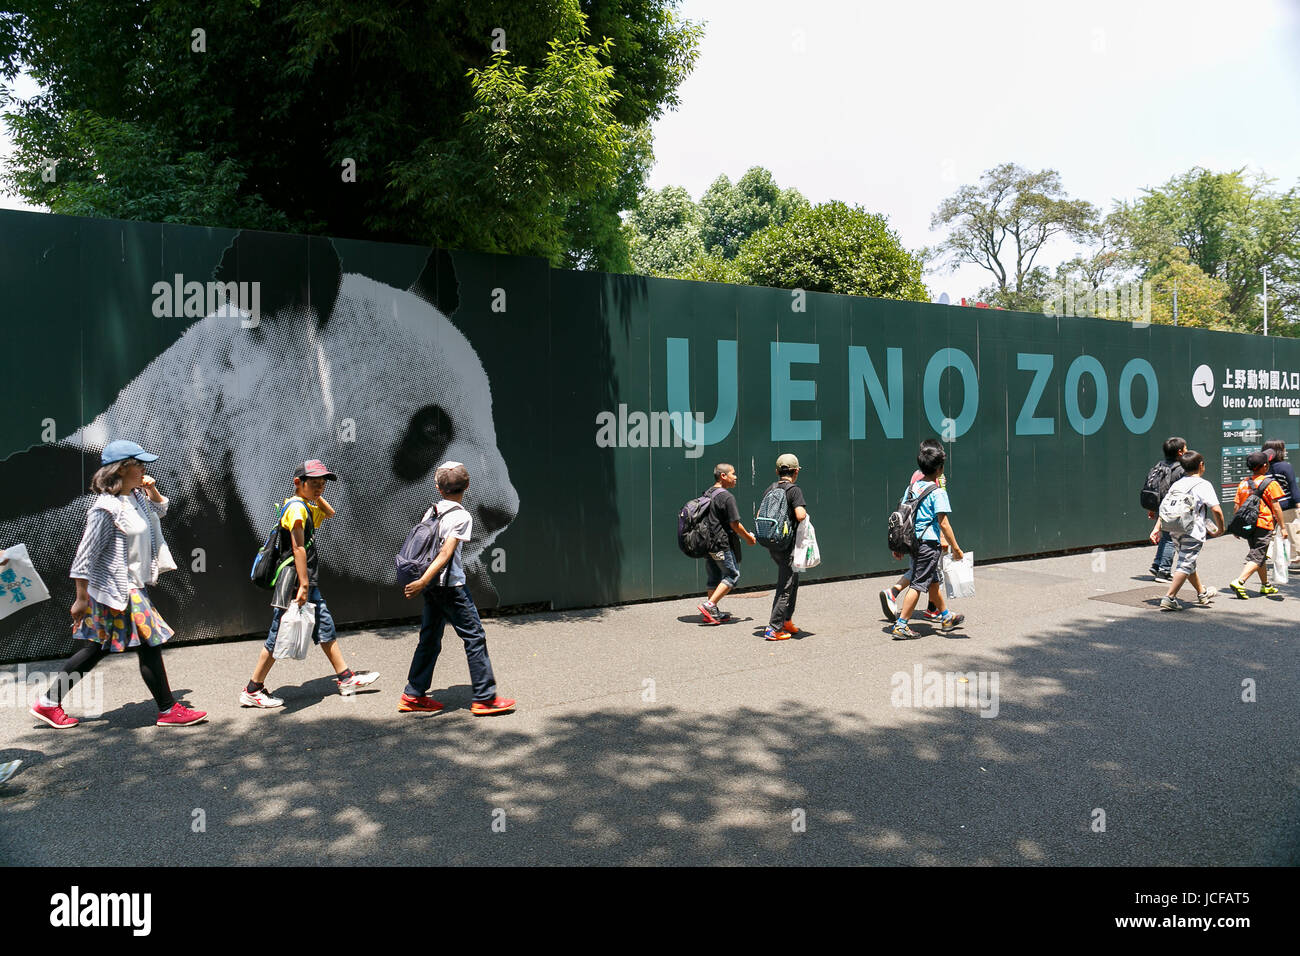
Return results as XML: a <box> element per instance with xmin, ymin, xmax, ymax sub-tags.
<box><xmin>0</xmin><ymin>544</ymin><xmax>51</xmax><ymax>621</ymax></box>
<box><xmin>793</xmin><ymin>520</ymin><xmax>821</xmax><ymax>571</ymax></box>
<box><xmin>1268</xmin><ymin>536</ymin><xmax>1290</xmax><ymax>585</ymax></box>
<box><xmin>273</xmin><ymin>602</ymin><xmax>315</xmax><ymax>660</ymax></box>
<box><xmin>942</xmin><ymin>550</ymin><xmax>975</xmax><ymax>599</ymax></box>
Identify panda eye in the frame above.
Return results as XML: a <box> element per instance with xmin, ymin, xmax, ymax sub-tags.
<box><xmin>393</xmin><ymin>404</ymin><xmax>454</xmax><ymax>482</ymax></box>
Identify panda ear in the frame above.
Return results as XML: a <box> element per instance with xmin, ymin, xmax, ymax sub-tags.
<box><xmin>408</xmin><ymin>248</ymin><xmax>459</xmax><ymax>316</ymax></box>
<box><xmin>212</xmin><ymin>231</ymin><xmax>342</xmax><ymax>325</ymax></box>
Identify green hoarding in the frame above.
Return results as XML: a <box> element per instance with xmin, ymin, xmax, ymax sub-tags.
<box><xmin>1</xmin><ymin>209</ymin><xmax>1297</xmax><ymax>662</ymax></box>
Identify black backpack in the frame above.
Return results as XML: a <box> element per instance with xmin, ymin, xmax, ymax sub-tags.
<box><xmin>754</xmin><ymin>484</ymin><xmax>795</xmax><ymax>550</ymax></box>
<box><xmin>250</xmin><ymin>499</ymin><xmax>313</xmax><ymax>590</ymax></box>
<box><xmin>1140</xmin><ymin>460</ymin><xmax>1181</xmax><ymax>511</ymax></box>
<box><xmin>887</xmin><ymin>483</ymin><xmax>937</xmax><ymax>555</ymax></box>
<box><xmin>677</xmin><ymin>488</ymin><xmax>723</xmax><ymax>558</ymax></box>
<box><xmin>395</xmin><ymin>503</ymin><xmax>464</xmax><ymax>586</ymax></box>
<box><xmin>1226</xmin><ymin>478</ymin><xmax>1278</xmax><ymax>539</ymax></box>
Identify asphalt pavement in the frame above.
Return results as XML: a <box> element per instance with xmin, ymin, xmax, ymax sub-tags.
<box><xmin>1</xmin><ymin>537</ymin><xmax>1297</xmax><ymax>866</ymax></box>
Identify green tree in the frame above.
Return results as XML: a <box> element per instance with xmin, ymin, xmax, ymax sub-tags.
<box><xmin>1116</xmin><ymin>167</ymin><xmax>1300</xmax><ymax>332</ymax></box>
<box><xmin>929</xmin><ymin>162</ymin><xmax>1099</xmax><ymax>310</ymax></box>
<box><xmin>698</xmin><ymin>166</ymin><xmax>808</xmax><ymax>258</ymax></box>
<box><xmin>624</xmin><ymin>183</ymin><xmax>703</xmax><ymax>276</ymax></box>
<box><xmin>732</xmin><ymin>201</ymin><xmax>928</xmax><ymax>300</ymax></box>
<box><xmin>0</xmin><ymin>0</ymin><xmax>702</xmax><ymax>267</ymax></box>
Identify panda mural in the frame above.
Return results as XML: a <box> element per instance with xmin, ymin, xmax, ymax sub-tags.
<box><xmin>0</xmin><ymin>231</ymin><xmax>519</xmax><ymax>663</ymax></box>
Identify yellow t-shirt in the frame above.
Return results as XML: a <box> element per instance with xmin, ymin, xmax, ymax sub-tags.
<box><xmin>280</xmin><ymin>497</ymin><xmax>327</xmax><ymax>533</ymax></box>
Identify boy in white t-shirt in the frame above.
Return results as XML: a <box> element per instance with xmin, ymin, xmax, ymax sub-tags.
<box><xmin>1149</xmin><ymin>451</ymin><xmax>1225</xmax><ymax>611</ymax></box>
<box><xmin>400</xmin><ymin>462</ymin><xmax>515</xmax><ymax>716</ymax></box>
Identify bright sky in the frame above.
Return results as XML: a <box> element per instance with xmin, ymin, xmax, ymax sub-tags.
<box><xmin>648</xmin><ymin>0</ymin><xmax>1300</xmax><ymax>300</ymax></box>
<box><xmin>3</xmin><ymin>0</ymin><xmax>1298</xmax><ymax>301</ymax></box>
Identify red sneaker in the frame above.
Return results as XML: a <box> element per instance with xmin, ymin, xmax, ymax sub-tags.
<box><xmin>782</xmin><ymin>620</ymin><xmax>800</xmax><ymax>634</ymax></box>
<box><xmin>30</xmin><ymin>701</ymin><xmax>78</xmax><ymax>729</ymax></box>
<box><xmin>470</xmin><ymin>696</ymin><xmax>517</xmax><ymax>716</ymax></box>
<box><xmin>398</xmin><ymin>693</ymin><xmax>444</xmax><ymax>714</ymax></box>
<box><xmin>156</xmin><ymin>702</ymin><xmax>208</xmax><ymax>727</ymax></box>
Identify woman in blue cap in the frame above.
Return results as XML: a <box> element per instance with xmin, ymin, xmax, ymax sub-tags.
<box><xmin>29</xmin><ymin>440</ymin><xmax>207</xmax><ymax>729</ymax></box>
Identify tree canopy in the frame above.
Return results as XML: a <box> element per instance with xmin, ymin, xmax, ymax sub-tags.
<box><xmin>0</xmin><ymin>0</ymin><xmax>702</xmax><ymax>268</ymax></box>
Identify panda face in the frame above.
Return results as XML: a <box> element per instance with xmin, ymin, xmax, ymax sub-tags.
<box><xmin>228</xmin><ymin>273</ymin><xmax>519</xmax><ymax>583</ymax></box>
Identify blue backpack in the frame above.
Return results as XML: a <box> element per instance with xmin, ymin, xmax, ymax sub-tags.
<box><xmin>395</xmin><ymin>503</ymin><xmax>464</xmax><ymax>586</ymax></box>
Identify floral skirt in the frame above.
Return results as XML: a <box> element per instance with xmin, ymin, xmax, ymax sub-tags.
<box><xmin>73</xmin><ymin>588</ymin><xmax>174</xmax><ymax>653</ymax></box>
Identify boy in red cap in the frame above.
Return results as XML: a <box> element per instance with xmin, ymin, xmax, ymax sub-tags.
<box><xmin>240</xmin><ymin>460</ymin><xmax>379</xmax><ymax>707</ymax></box>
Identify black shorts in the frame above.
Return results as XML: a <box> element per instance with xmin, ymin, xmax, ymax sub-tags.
<box><xmin>909</xmin><ymin>541</ymin><xmax>942</xmax><ymax>592</ymax></box>
<box><xmin>1245</xmin><ymin>528</ymin><xmax>1273</xmax><ymax>566</ymax></box>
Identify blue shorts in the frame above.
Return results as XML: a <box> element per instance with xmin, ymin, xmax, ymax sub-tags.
<box><xmin>266</xmin><ymin>585</ymin><xmax>337</xmax><ymax>651</ymax></box>
<box><xmin>705</xmin><ymin>549</ymin><xmax>740</xmax><ymax>590</ymax></box>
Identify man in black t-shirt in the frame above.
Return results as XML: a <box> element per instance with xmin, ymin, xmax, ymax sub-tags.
<box><xmin>699</xmin><ymin>463</ymin><xmax>757</xmax><ymax>624</ymax></box>
<box><xmin>764</xmin><ymin>454</ymin><xmax>808</xmax><ymax>641</ymax></box>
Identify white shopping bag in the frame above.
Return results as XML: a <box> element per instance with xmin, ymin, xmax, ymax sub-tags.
<box><xmin>793</xmin><ymin>520</ymin><xmax>821</xmax><ymax>571</ymax></box>
<box><xmin>0</xmin><ymin>544</ymin><xmax>51</xmax><ymax>621</ymax></box>
<box><xmin>942</xmin><ymin>550</ymin><xmax>975</xmax><ymax>599</ymax></box>
<box><xmin>1268</xmin><ymin>536</ymin><xmax>1290</xmax><ymax>585</ymax></box>
<box><xmin>273</xmin><ymin>602</ymin><xmax>315</xmax><ymax>660</ymax></box>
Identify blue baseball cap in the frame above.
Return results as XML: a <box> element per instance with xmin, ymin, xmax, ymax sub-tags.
<box><xmin>101</xmin><ymin>440</ymin><xmax>158</xmax><ymax>466</ymax></box>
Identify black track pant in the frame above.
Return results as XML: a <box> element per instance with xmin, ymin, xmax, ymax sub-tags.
<box><xmin>48</xmin><ymin>642</ymin><xmax>176</xmax><ymax>712</ymax></box>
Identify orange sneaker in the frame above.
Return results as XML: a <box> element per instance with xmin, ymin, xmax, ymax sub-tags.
<box><xmin>764</xmin><ymin>626</ymin><xmax>792</xmax><ymax>641</ymax></box>
<box><xmin>782</xmin><ymin>620</ymin><xmax>799</xmax><ymax>634</ymax></box>
<box><xmin>471</xmin><ymin>696</ymin><xmax>517</xmax><ymax>716</ymax></box>
<box><xmin>398</xmin><ymin>693</ymin><xmax>444</xmax><ymax>714</ymax></box>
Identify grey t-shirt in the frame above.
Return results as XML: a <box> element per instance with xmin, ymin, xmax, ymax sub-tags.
<box><xmin>420</xmin><ymin>501</ymin><xmax>472</xmax><ymax>587</ymax></box>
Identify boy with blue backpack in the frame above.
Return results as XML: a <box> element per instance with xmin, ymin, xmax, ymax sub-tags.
<box><xmin>398</xmin><ymin>461</ymin><xmax>515</xmax><ymax>715</ymax></box>
<box><xmin>890</xmin><ymin>443</ymin><xmax>965</xmax><ymax>640</ymax></box>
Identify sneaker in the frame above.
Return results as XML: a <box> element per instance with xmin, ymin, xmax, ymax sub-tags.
<box><xmin>0</xmin><ymin>759</ymin><xmax>21</xmax><ymax>784</ymax></box>
<box><xmin>879</xmin><ymin>587</ymin><xmax>899</xmax><ymax>622</ymax></box>
<box><xmin>698</xmin><ymin>602</ymin><xmax>722</xmax><ymax>624</ymax></box>
<box><xmin>1159</xmin><ymin>596</ymin><xmax>1184</xmax><ymax>611</ymax></box>
<box><xmin>470</xmin><ymin>696</ymin><xmax>516</xmax><ymax>716</ymax></box>
<box><xmin>763</xmin><ymin>626</ymin><xmax>792</xmax><ymax>641</ymax></box>
<box><xmin>890</xmin><ymin>621</ymin><xmax>920</xmax><ymax>640</ymax></box>
<box><xmin>30</xmin><ymin>701</ymin><xmax>77</xmax><ymax>729</ymax></box>
<box><xmin>336</xmin><ymin>670</ymin><xmax>380</xmax><ymax>695</ymax></box>
<box><xmin>1260</xmin><ymin>584</ymin><xmax>1280</xmax><ymax>596</ymax></box>
<box><xmin>156</xmin><ymin>702</ymin><xmax>208</xmax><ymax>727</ymax></box>
<box><xmin>398</xmin><ymin>693</ymin><xmax>444</xmax><ymax>714</ymax></box>
<box><xmin>1151</xmin><ymin>569</ymin><xmax>1173</xmax><ymax>582</ymax></box>
<box><xmin>716</xmin><ymin>609</ymin><xmax>733</xmax><ymax>622</ymax></box>
<box><xmin>1197</xmin><ymin>587</ymin><xmax>1217</xmax><ymax>606</ymax></box>
<box><xmin>239</xmin><ymin>688</ymin><xmax>284</xmax><ymax>708</ymax></box>
<box><xmin>921</xmin><ymin>606</ymin><xmax>943</xmax><ymax>620</ymax></box>
<box><xmin>782</xmin><ymin>620</ymin><xmax>799</xmax><ymax>634</ymax></box>
<box><xmin>939</xmin><ymin>611</ymin><xmax>966</xmax><ymax>631</ymax></box>
<box><xmin>1228</xmin><ymin>579</ymin><xmax>1249</xmax><ymax>599</ymax></box>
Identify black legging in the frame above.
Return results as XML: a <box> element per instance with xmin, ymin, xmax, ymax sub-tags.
<box><xmin>48</xmin><ymin>642</ymin><xmax>176</xmax><ymax>712</ymax></box>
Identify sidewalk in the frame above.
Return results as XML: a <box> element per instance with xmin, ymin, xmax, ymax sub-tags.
<box><xmin>1</xmin><ymin>538</ymin><xmax>1296</xmax><ymax>866</ymax></box>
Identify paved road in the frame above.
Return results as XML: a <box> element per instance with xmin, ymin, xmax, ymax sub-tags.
<box><xmin>2</xmin><ymin>538</ymin><xmax>1297</xmax><ymax>866</ymax></box>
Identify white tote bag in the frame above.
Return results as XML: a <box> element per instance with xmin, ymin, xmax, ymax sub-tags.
<box><xmin>0</xmin><ymin>544</ymin><xmax>51</xmax><ymax>621</ymax></box>
<box><xmin>1268</xmin><ymin>536</ymin><xmax>1290</xmax><ymax>585</ymax></box>
<box><xmin>942</xmin><ymin>550</ymin><xmax>975</xmax><ymax>599</ymax></box>
<box><xmin>793</xmin><ymin>520</ymin><xmax>821</xmax><ymax>571</ymax></box>
<box><xmin>273</xmin><ymin>602</ymin><xmax>315</xmax><ymax>660</ymax></box>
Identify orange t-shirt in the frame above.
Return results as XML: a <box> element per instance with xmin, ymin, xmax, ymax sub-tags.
<box><xmin>1234</xmin><ymin>474</ymin><xmax>1284</xmax><ymax>530</ymax></box>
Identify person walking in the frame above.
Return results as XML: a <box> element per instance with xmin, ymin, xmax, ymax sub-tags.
<box><xmin>29</xmin><ymin>440</ymin><xmax>207</xmax><ymax>729</ymax></box>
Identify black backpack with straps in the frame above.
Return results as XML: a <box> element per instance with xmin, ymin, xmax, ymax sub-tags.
<box><xmin>887</xmin><ymin>482</ymin><xmax>937</xmax><ymax>555</ymax></box>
